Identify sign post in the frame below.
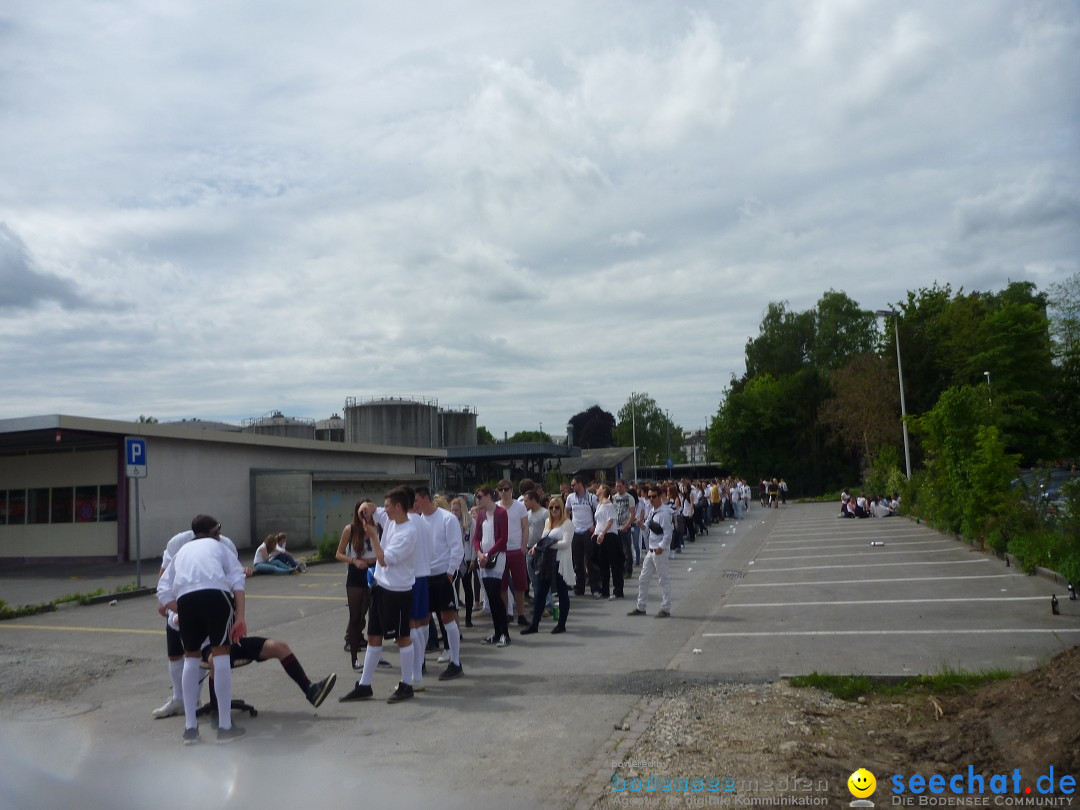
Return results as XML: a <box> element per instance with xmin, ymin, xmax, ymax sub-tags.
<box><xmin>125</xmin><ymin>437</ymin><xmax>147</xmax><ymax>587</ymax></box>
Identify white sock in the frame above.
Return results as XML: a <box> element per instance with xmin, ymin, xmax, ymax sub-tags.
<box><xmin>213</xmin><ymin>655</ymin><xmax>233</xmax><ymax>730</ymax></box>
<box><xmin>400</xmin><ymin>643</ymin><xmax>414</xmax><ymax>685</ymax></box>
<box><xmin>411</xmin><ymin>629</ymin><xmax>424</xmax><ymax>684</ymax></box>
<box><xmin>358</xmin><ymin>645</ymin><xmax>381</xmax><ymax>687</ymax></box>
<box><xmin>181</xmin><ymin>657</ymin><xmax>200</xmax><ymax>730</ymax></box>
<box><xmin>446</xmin><ymin>620</ymin><xmax>461</xmax><ymax>665</ymax></box>
<box><xmin>169</xmin><ymin>658</ymin><xmax>184</xmax><ymax>700</ymax></box>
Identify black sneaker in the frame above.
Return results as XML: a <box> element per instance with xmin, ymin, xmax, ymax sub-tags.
<box><xmin>307</xmin><ymin>673</ymin><xmax>337</xmax><ymax>707</ymax></box>
<box><xmin>627</xmin><ymin>608</ymin><xmax>647</xmax><ymax>616</ymax></box>
<box><xmin>338</xmin><ymin>683</ymin><xmax>374</xmax><ymax>702</ymax></box>
<box><xmin>519</xmin><ymin>625</ymin><xmax>538</xmax><ymax>635</ymax></box>
<box><xmin>516</xmin><ymin>615</ymin><xmax>529</xmax><ymax>627</ymax></box>
<box><xmin>216</xmin><ymin>724</ymin><xmax>246</xmax><ymax>743</ymax></box>
<box><xmin>438</xmin><ymin>662</ymin><xmax>464</xmax><ymax>681</ymax></box>
<box><xmin>387</xmin><ymin>682</ymin><xmax>414</xmax><ymax>703</ymax></box>
<box><xmin>481</xmin><ymin>634</ymin><xmax>498</xmax><ymax>644</ymax></box>
<box><xmin>182</xmin><ymin>727</ymin><xmax>200</xmax><ymax>745</ymax></box>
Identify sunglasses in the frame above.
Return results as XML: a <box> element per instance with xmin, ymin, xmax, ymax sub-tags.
<box><xmin>497</xmin><ymin>486</ymin><xmax>511</xmax><ymax>492</ymax></box>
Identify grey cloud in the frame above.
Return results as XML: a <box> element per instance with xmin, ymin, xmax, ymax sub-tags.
<box><xmin>954</xmin><ymin>181</ymin><xmax>1080</xmax><ymax>239</ymax></box>
<box><xmin>0</xmin><ymin>223</ymin><xmax>85</xmax><ymax>311</ymax></box>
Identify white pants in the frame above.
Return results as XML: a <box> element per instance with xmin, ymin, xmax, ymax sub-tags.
<box><xmin>636</xmin><ymin>549</ymin><xmax>671</xmax><ymax>613</ymax></box>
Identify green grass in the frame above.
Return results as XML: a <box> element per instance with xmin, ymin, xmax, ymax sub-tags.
<box><xmin>788</xmin><ymin>666</ymin><xmax>1014</xmax><ymax>701</ymax></box>
<box><xmin>315</xmin><ymin>532</ymin><xmax>339</xmax><ymax>561</ymax></box>
<box><xmin>0</xmin><ymin>584</ymin><xmax>141</xmax><ymax>620</ymax></box>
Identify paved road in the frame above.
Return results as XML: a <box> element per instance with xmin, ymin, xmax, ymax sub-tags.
<box><xmin>0</xmin><ymin>503</ymin><xmax>1076</xmax><ymax>810</ymax></box>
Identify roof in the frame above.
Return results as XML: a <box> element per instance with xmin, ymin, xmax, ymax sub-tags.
<box><xmin>0</xmin><ymin>414</ymin><xmax>446</xmax><ymax>458</ymax></box>
<box><xmin>444</xmin><ymin>442</ymin><xmax>580</xmax><ymax>462</ymax></box>
<box><xmin>559</xmin><ymin>446</ymin><xmax>636</xmax><ymax>474</ymax></box>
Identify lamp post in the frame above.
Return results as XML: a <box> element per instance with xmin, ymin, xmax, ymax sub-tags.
<box><xmin>630</xmin><ymin>392</ymin><xmax>639</xmax><ymax>483</ymax></box>
<box><xmin>983</xmin><ymin>371</ymin><xmax>992</xmax><ymax>405</ymax></box>
<box><xmin>875</xmin><ymin>309</ymin><xmax>912</xmax><ymax>479</ymax></box>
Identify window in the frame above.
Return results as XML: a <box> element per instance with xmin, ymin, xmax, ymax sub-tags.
<box><xmin>7</xmin><ymin>490</ymin><xmax>25</xmax><ymax>525</ymax></box>
<box><xmin>27</xmin><ymin>488</ymin><xmax>50</xmax><ymax>524</ymax></box>
<box><xmin>52</xmin><ymin>486</ymin><xmax>74</xmax><ymax>523</ymax></box>
<box><xmin>75</xmin><ymin>486</ymin><xmax>99</xmax><ymax>522</ymax></box>
<box><xmin>99</xmin><ymin>485</ymin><xmax>118</xmax><ymax>522</ymax></box>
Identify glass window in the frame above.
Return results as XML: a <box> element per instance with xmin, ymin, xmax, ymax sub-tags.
<box><xmin>7</xmin><ymin>490</ymin><xmax>25</xmax><ymax>525</ymax></box>
<box><xmin>52</xmin><ymin>486</ymin><xmax>74</xmax><ymax>523</ymax></box>
<box><xmin>27</xmin><ymin>488</ymin><xmax>50</xmax><ymax>524</ymax></box>
<box><xmin>99</xmin><ymin>485</ymin><xmax>118</xmax><ymax>522</ymax></box>
<box><xmin>75</xmin><ymin>486</ymin><xmax>99</xmax><ymax>523</ymax></box>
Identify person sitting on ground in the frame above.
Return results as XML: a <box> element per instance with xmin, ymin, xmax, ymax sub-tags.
<box><xmin>252</xmin><ymin>532</ymin><xmax>306</xmax><ymax>574</ymax></box>
<box><xmin>871</xmin><ymin>495</ymin><xmax>894</xmax><ymax>518</ymax></box>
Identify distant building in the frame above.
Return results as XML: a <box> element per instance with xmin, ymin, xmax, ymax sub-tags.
<box><xmin>683</xmin><ymin>429</ymin><xmax>708</xmax><ymax>464</ymax></box>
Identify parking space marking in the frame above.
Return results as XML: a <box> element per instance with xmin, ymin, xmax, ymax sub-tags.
<box><xmin>759</xmin><ymin>540</ymin><xmax>949</xmax><ymax>553</ymax></box>
<box><xmin>722</xmin><ymin>597</ymin><xmax>1047</xmax><ymax>608</ymax></box>
<box><xmin>766</xmin><ymin>532</ymin><xmax>940</xmax><ymax>542</ymax></box>
<box><xmin>756</xmin><ymin>548</ymin><xmax>957</xmax><ymax>561</ymax></box>
<box><xmin>246</xmin><ymin>594</ymin><xmax>341</xmax><ymax>602</ymax></box>
<box><xmin>748</xmin><ymin>559</ymin><xmax>989</xmax><ymax>573</ymax></box>
<box><xmin>739</xmin><ymin>574</ymin><xmax>1014</xmax><ymax>587</ymax></box>
<box><xmin>702</xmin><ymin>628</ymin><xmax>1080</xmax><ymax>638</ymax></box>
<box><xmin>0</xmin><ymin>624</ymin><xmax>159</xmax><ymax>636</ymax></box>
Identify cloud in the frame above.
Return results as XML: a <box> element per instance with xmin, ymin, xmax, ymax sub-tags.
<box><xmin>0</xmin><ymin>223</ymin><xmax>85</xmax><ymax>311</ymax></box>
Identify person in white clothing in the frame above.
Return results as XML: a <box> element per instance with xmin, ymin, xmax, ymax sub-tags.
<box><xmin>415</xmin><ymin>486</ymin><xmax>466</xmax><ymax>681</ymax></box>
<box><xmin>496</xmin><ymin>479</ymin><xmax>531</xmax><ymax>627</ymax></box>
<box><xmin>338</xmin><ymin>486</ymin><xmax>418</xmax><ymax>704</ymax></box>
<box><xmin>628</xmin><ymin>488</ymin><xmax>673</xmax><ymax>618</ymax></box>
<box><xmin>152</xmin><ymin>520</ymin><xmax>248</xmax><ymax>720</ymax></box>
<box><xmin>156</xmin><ymin>515</ymin><xmax>248</xmax><ymax>743</ymax></box>
<box><xmin>473</xmin><ymin>485</ymin><xmax>510</xmax><ymax>646</ymax></box>
<box><xmin>565</xmin><ymin>478</ymin><xmax>597</xmax><ymax>596</ymax></box>
<box><xmin>591</xmin><ymin>485</ymin><xmax>623</xmax><ymax>599</ymax></box>
<box><xmin>521</xmin><ymin>495</ymin><xmax>572</xmax><ymax>634</ymax></box>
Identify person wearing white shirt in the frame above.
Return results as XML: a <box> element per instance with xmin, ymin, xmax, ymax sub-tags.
<box><xmin>473</xmin><ymin>486</ymin><xmax>511</xmax><ymax>646</ymax></box>
<box><xmin>415</xmin><ymin>487</ymin><xmax>466</xmax><ymax>681</ymax></box>
<box><xmin>152</xmin><ymin>522</ymin><xmax>246</xmax><ymax>720</ymax></box>
<box><xmin>612</xmin><ymin>479</ymin><xmax>636</xmax><ymax>578</ymax></box>
<box><xmin>592</xmin><ymin>485</ymin><xmax>623</xmax><ymax>599</ymax></box>
<box><xmin>628</xmin><ymin>488</ymin><xmax>673</xmax><ymax>618</ymax></box>
<box><xmin>565</xmin><ymin>478</ymin><xmax>598</xmax><ymax>596</ymax></box>
<box><xmin>496</xmin><ymin>479</ymin><xmax>531</xmax><ymax>627</ymax></box>
<box><xmin>156</xmin><ymin>515</ymin><xmax>248</xmax><ymax>743</ymax></box>
<box><xmin>520</xmin><ymin>495</ymin><xmax>573</xmax><ymax>634</ymax></box>
<box><xmin>338</xmin><ymin>487</ymin><xmax>418</xmax><ymax>704</ymax></box>
<box><xmin>522</xmin><ymin>489</ymin><xmax>549</xmax><ymax>611</ymax></box>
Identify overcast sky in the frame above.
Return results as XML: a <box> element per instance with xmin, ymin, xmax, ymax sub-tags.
<box><xmin>1</xmin><ymin>1</ymin><xmax>1077</xmax><ymax>439</ymax></box>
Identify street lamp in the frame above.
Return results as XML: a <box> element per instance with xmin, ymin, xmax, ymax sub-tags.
<box><xmin>875</xmin><ymin>309</ymin><xmax>912</xmax><ymax>479</ymax></box>
<box><xmin>630</xmin><ymin>392</ymin><xmax>639</xmax><ymax>482</ymax></box>
<box><xmin>983</xmin><ymin>371</ymin><xmax>992</xmax><ymax>405</ymax></box>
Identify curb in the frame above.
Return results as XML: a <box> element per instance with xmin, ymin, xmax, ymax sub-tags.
<box><xmin>85</xmin><ymin>587</ymin><xmax>155</xmax><ymax>606</ymax></box>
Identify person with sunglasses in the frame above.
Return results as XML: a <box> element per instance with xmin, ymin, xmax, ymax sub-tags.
<box><xmin>628</xmin><ymin>488</ymin><xmax>673</xmax><ymax>618</ymax></box>
<box><xmin>521</xmin><ymin>495</ymin><xmax>573</xmax><ymax>634</ymax></box>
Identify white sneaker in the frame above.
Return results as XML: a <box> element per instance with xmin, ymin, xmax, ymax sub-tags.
<box><xmin>436</xmin><ymin>651</ymin><xmax>451</xmax><ymax>663</ymax></box>
<box><xmin>152</xmin><ymin>697</ymin><xmax>184</xmax><ymax>718</ymax></box>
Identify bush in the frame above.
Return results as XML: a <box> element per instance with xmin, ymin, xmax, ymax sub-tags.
<box><xmin>315</xmin><ymin>532</ymin><xmax>339</xmax><ymax>561</ymax></box>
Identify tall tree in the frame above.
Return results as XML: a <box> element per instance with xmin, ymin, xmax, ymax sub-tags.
<box><xmin>613</xmin><ymin>394</ymin><xmax>684</xmax><ymax>466</ymax></box>
<box><xmin>476</xmin><ymin>425</ymin><xmax>495</xmax><ymax>445</ymax></box>
<box><xmin>810</xmin><ymin>290</ymin><xmax>879</xmax><ymax>371</ymax></box>
<box><xmin>820</xmin><ymin>353</ymin><xmax>901</xmax><ymax>465</ymax></box>
<box><xmin>507</xmin><ymin>430</ymin><xmax>551</xmax><ymax>444</ymax></box>
<box><xmin>744</xmin><ymin>302</ymin><xmax>815</xmax><ymax>379</ymax></box>
<box><xmin>568</xmin><ymin>405</ymin><xmax>616</xmax><ymax>449</ymax></box>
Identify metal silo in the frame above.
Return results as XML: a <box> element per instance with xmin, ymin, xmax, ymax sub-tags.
<box><xmin>241</xmin><ymin>411</ymin><xmax>317</xmax><ymax>440</ymax></box>
<box><xmin>343</xmin><ymin>396</ymin><xmax>438</xmax><ymax>447</ymax></box>
<box><xmin>438</xmin><ymin>406</ymin><xmax>477</xmax><ymax>447</ymax></box>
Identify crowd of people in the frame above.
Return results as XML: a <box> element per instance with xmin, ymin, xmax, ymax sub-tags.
<box><xmin>838</xmin><ymin>489</ymin><xmax>901</xmax><ymax>518</ymax></box>
<box><xmin>153</xmin><ymin>474</ymin><xmax>778</xmax><ymax>743</ymax></box>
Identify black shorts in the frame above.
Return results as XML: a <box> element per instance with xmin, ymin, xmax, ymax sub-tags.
<box><xmin>165</xmin><ymin>624</ymin><xmax>184</xmax><ymax>658</ymax></box>
<box><xmin>346</xmin><ymin>564</ymin><xmax>369</xmax><ymax>588</ymax></box>
<box><xmin>427</xmin><ymin>573</ymin><xmax>458</xmax><ymax>613</ymax></box>
<box><xmin>230</xmin><ymin>636</ymin><xmax>267</xmax><ymax>666</ymax></box>
<box><xmin>176</xmin><ymin>589</ymin><xmax>236</xmax><ymax>652</ymax></box>
<box><xmin>367</xmin><ymin>585</ymin><xmax>411</xmax><ymax>642</ymax></box>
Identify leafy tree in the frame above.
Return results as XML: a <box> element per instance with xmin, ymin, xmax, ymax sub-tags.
<box><xmin>476</xmin><ymin>425</ymin><xmax>495</xmax><ymax>445</ymax></box>
<box><xmin>136</xmin><ymin>415</ymin><xmax>159</xmax><ymax>423</ymax></box>
<box><xmin>507</xmin><ymin>430</ymin><xmax>551</xmax><ymax>444</ymax></box>
<box><xmin>810</xmin><ymin>290</ymin><xmax>879</xmax><ymax>371</ymax></box>
<box><xmin>613</xmin><ymin>394</ymin><xmax>684</xmax><ymax>466</ymax></box>
<box><xmin>1047</xmin><ymin>272</ymin><xmax>1080</xmax><ymax>457</ymax></box>
<box><xmin>568</xmin><ymin>405</ymin><xmax>615</xmax><ymax>449</ymax></box>
<box><xmin>744</xmin><ymin>302</ymin><xmax>815</xmax><ymax>378</ymax></box>
<box><xmin>820</xmin><ymin>353</ymin><xmax>901</xmax><ymax>465</ymax></box>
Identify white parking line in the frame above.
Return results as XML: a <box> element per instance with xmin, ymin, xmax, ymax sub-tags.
<box><xmin>760</xmin><ymin>538</ymin><xmax>949</xmax><ymax>551</ymax></box>
<box><xmin>766</xmin><ymin>532</ymin><xmax>939</xmax><ymax>542</ymax></box>
<box><xmin>702</xmin><ymin>629</ymin><xmax>1080</xmax><ymax>638</ymax></box>
<box><xmin>722</xmin><ymin>597</ymin><xmax>1046</xmax><ymax>608</ymax></box>
<box><xmin>739</xmin><ymin>574</ymin><xmax>1013</xmax><ymax>588</ymax></box>
<box><xmin>748</xmin><ymin>559</ymin><xmax>989</xmax><ymax>573</ymax></box>
<box><xmin>756</xmin><ymin>548</ymin><xmax>957</xmax><ymax>561</ymax></box>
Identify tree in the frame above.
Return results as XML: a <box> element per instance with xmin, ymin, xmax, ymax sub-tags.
<box><xmin>613</xmin><ymin>394</ymin><xmax>684</xmax><ymax>466</ymax></box>
<box><xmin>810</xmin><ymin>290</ymin><xmax>879</xmax><ymax>371</ymax></box>
<box><xmin>820</xmin><ymin>354</ymin><xmax>901</xmax><ymax>465</ymax></box>
<box><xmin>568</xmin><ymin>405</ymin><xmax>616</xmax><ymax>449</ymax></box>
<box><xmin>507</xmin><ymin>430</ymin><xmax>551</xmax><ymax>444</ymax></box>
<box><xmin>476</xmin><ymin>425</ymin><xmax>495</xmax><ymax>445</ymax></box>
<box><xmin>136</xmin><ymin>415</ymin><xmax>159</xmax><ymax>423</ymax></box>
<box><xmin>744</xmin><ymin>302</ymin><xmax>814</xmax><ymax>379</ymax></box>
<box><xmin>1047</xmin><ymin>272</ymin><xmax>1080</xmax><ymax>457</ymax></box>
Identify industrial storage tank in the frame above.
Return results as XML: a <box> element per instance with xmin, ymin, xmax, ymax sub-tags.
<box><xmin>315</xmin><ymin>414</ymin><xmax>345</xmax><ymax>442</ymax></box>
<box><xmin>241</xmin><ymin>411</ymin><xmax>316</xmax><ymax>440</ymax></box>
<box><xmin>439</xmin><ymin>406</ymin><xmax>477</xmax><ymax>447</ymax></box>
<box><xmin>344</xmin><ymin>396</ymin><xmax>439</xmax><ymax>447</ymax></box>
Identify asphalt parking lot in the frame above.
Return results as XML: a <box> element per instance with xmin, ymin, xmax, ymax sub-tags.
<box><xmin>0</xmin><ymin>503</ymin><xmax>1076</xmax><ymax>810</ymax></box>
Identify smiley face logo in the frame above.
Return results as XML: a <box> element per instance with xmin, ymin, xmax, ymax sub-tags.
<box><xmin>848</xmin><ymin>768</ymin><xmax>876</xmax><ymax>799</ymax></box>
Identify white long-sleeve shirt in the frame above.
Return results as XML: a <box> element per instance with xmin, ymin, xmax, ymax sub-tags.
<box><xmin>157</xmin><ymin>537</ymin><xmax>246</xmax><ymax>605</ymax></box>
<box><xmin>161</xmin><ymin>529</ymin><xmax>238</xmax><ymax>570</ymax></box>
<box><xmin>645</xmin><ymin>504</ymin><xmax>675</xmax><ymax>551</ymax></box>
<box><xmin>424</xmin><ymin>507</ymin><xmax>465</xmax><ymax>576</ymax></box>
<box><xmin>372</xmin><ymin>513</ymin><xmax>417</xmax><ymax>592</ymax></box>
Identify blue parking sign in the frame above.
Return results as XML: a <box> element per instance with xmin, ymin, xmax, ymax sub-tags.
<box><xmin>125</xmin><ymin>436</ymin><xmax>147</xmax><ymax>478</ymax></box>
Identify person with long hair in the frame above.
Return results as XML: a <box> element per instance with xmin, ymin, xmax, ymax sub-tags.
<box><xmin>450</xmin><ymin>496</ymin><xmax>477</xmax><ymax>628</ymax></box>
<box><xmin>521</xmin><ymin>495</ymin><xmax>572</xmax><ymax>634</ymax></box>
<box><xmin>473</xmin><ymin>486</ymin><xmax>510</xmax><ymax>646</ymax></box>
<box><xmin>335</xmin><ymin>500</ymin><xmax>376</xmax><ymax>671</ymax></box>
<box><xmin>592</xmin><ymin>484</ymin><xmax>623</xmax><ymax>600</ymax></box>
